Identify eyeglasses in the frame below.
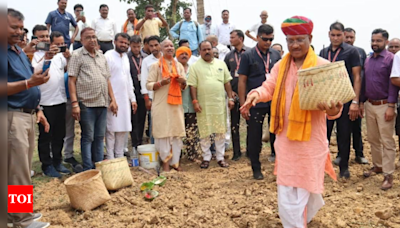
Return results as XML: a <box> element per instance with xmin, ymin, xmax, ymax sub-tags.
<box><xmin>84</xmin><ymin>35</ymin><xmax>98</xmax><ymax>41</ymax></box>
<box><xmin>205</xmin><ymin>17</ymin><xmax>211</xmax><ymax>21</ymax></box>
<box><xmin>260</xmin><ymin>37</ymin><xmax>274</xmax><ymax>42</ymax></box>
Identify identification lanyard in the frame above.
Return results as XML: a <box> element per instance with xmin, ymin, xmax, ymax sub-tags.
<box><xmin>234</xmin><ymin>49</ymin><xmax>245</xmax><ymax>71</ymax></box>
<box><xmin>255</xmin><ymin>46</ymin><xmax>270</xmax><ymax>73</ymax></box>
<box><xmin>131</xmin><ymin>56</ymin><xmax>142</xmax><ymax>74</ymax></box>
<box><xmin>328</xmin><ymin>48</ymin><xmax>341</xmax><ymax>62</ymax></box>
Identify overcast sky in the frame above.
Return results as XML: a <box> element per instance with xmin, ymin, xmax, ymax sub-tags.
<box><xmin>9</xmin><ymin>0</ymin><xmax>400</xmax><ymax>53</ymax></box>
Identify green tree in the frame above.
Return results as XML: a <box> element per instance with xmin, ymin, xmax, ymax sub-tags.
<box><xmin>118</xmin><ymin>0</ymin><xmax>191</xmax><ymax>40</ymax></box>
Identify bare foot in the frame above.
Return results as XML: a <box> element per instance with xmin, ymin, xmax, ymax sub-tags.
<box><xmin>162</xmin><ymin>162</ymin><xmax>170</xmax><ymax>172</ymax></box>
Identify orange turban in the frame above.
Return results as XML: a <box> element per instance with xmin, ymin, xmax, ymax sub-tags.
<box><xmin>176</xmin><ymin>46</ymin><xmax>192</xmax><ymax>59</ymax></box>
<box><xmin>281</xmin><ymin>16</ymin><xmax>313</xmax><ymax>35</ymax></box>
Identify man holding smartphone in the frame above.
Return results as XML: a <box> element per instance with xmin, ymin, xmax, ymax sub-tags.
<box><xmin>70</xmin><ymin>4</ymin><xmax>87</xmax><ymax>50</ymax></box>
<box><xmin>32</xmin><ymin>31</ymin><xmax>72</xmax><ymax>177</ymax></box>
<box><xmin>135</xmin><ymin>4</ymin><xmax>168</xmax><ymax>41</ymax></box>
<box><xmin>45</xmin><ymin>0</ymin><xmax>78</xmax><ymax>48</ymax></box>
<box><xmin>8</xmin><ymin>8</ymin><xmax>51</xmax><ymax>228</ymax></box>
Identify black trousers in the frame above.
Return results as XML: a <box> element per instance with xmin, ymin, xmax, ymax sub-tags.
<box><xmin>230</xmin><ymin>100</ymin><xmax>241</xmax><ymax>155</ymax></box>
<box><xmin>184</xmin><ymin>113</ymin><xmax>200</xmax><ymax>160</ymax></box>
<box><xmin>326</xmin><ymin>102</ymin><xmax>352</xmax><ymax>171</ymax></box>
<box><xmin>247</xmin><ymin>106</ymin><xmax>276</xmax><ymax>172</ymax></box>
<box><xmin>98</xmin><ymin>41</ymin><xmax>114</xmax><ymax>54</ymax></box>
<box><xmin>130</xmin><ymin>98</ymin><xmax>147</xmax><ymax>148</ymax></box>
<box><xmin>38</xmin><ymin>103</ymin><xmax>66</xmax><ymax>169</ymax></box>
<box><xmin>327</xmin><ymin>104</ymin><xmax>364</xmax><ymax>158</ymax></box>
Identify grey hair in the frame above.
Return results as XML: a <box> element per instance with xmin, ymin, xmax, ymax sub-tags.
<box><xmin>8</xmin><ymin>8</ymin><xmax>25</xmax><ymax>20</ymax></box>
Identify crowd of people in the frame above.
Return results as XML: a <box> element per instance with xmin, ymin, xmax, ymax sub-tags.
<box><xmin>7</xmin><ymin>0</ymin><xmax>400</xmax><ymax>227</ymax></box>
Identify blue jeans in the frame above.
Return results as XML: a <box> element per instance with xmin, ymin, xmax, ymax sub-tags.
<box><xmin>79</xmin><ymin>105</ymin><xmax>107</xmax><ymax>170</ymax></box>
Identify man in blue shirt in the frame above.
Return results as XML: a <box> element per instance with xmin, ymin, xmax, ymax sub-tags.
<box><xmin>45</xmin><ymin>0</ymin><xmax>78</xmax><ymax>48</ymax></box>
<box><xmin>170</xmin><ymin>8</ymin><xmax>203</xmax><ymax>56</ymax></box>
<box><xmin>7</xmin><ymin>8</ymin><xmax>51</xmax><ymax>228</ymax></box>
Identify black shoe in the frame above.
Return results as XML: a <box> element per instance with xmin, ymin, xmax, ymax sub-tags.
<box><xmin>339</xmin><ymin>169</ymin><xmax>350</xmax><ymax>179</ymax></box>
<box><xmin>333</xmin><ymin>157</ymin><xmax>341</xmax><ymax>166</ymax></box>
<box><xmin>253</xmin><ymin>170</ymin><xmax>264</xmax><ymax>180</ymax></box>
<box><xmin>268</xmin><ymin>155</ymin><xmax>275</xmax><ymax>163</ymax></box>
<box><xmin>64</xmin><ymin>157</ymin><xmax>83</xmax><ymax>173</ymax></box>
<box><xmin>232</xmin><ymin>152</ymin><xmax>242</xmax><ymax>161</ymax></box>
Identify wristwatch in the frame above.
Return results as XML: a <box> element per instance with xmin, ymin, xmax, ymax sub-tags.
<box><xmin>35</xmin><ymin>106</ymin><xmax>44</xmax><ymax>112</ymax></box>
<box><xmin>351</xmin><ymin>100</ymin><xmax>359</xmax><ymax>105</ymax></box>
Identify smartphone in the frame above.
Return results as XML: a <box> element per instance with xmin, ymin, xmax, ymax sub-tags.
<box><xmin>31</xmin><ymin>35</ymin><xmax>38</xmax><ymax>41</ymax></box>
<box><xmin>36</xmin><ymin>42</ymin><xmax>50</xmax><ymax>51</ymax></box>
<box><xmin>80</xmin><ymin>11</ymin><xmax>84</xmax><ymax>16</ymax></box>
<box><xmin>152</xmin><ymin>14</ymin><xmax>158</xmax><ymax>18</ymax></box>
<box><xmin>42</xmin><ymin>60</ymin><xmax>51</xmax><ymax>72</ymax></box>
<box><xmin>59</xmin><ymin>46</ymin><xmax>67</xmax><ymax>52</ymax></box>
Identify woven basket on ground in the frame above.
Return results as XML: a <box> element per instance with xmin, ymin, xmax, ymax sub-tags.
<box><xmin>297</xmin><ymin>60</ymin><xmax>355</xmax><ymax>110</ymax></box>
<box><xmin>95</xmin><ymin>157</ymin><xmax>133</xmax><ymax>191</ymax></box>
<box><xmin>64</xmin><ymin>170</ymin><xmax>111</xmax><ymax>211</ymax></box>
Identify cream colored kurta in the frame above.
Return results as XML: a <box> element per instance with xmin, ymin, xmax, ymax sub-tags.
<box><xmin>146</xmin><ymin>59</ymin><xmax>186</xmax><ymax>139</ymax></box>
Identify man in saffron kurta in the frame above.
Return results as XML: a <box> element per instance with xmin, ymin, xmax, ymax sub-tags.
<box><xmin>241</xmin><ymin>16</ymin><xmax>341</xmax><ymax>227</ymax></box>
<box><xmin>146</xmin><ymin>39</ymin><xmax>186</xmax><ymax>172</ymax></box>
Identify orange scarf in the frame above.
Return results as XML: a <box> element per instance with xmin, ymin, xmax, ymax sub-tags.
<box><xmin>159</xmin><ymin>57</ymin><xmax>182</xmax><ymax>105</ymax></box>
<box><xmin>123</xmin><ymin>19</ymin><xmax>138</xmax><ymax>34</ymax></box>
<box><xmin>269</xmin><ymin>47</ymin><xmax>317</xmax><ymax>141</ymax></box>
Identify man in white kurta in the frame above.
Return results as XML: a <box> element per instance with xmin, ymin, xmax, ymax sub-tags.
<box><xmin>104</xmin><ymin>34</ymin><xmax>137</xmax><ymax>159</ymax></box>
<box><xmin>146</xmin><ymin>40</ymin><xmax>186</xmax><ymax>172</ymax></box>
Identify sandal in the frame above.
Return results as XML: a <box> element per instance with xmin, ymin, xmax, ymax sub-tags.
<box><xmin>200</xmin><ymin>160</ymin><xmax>210</xmax><ymax>169</ymax></box>
<box><xmin>170</xmin><ymin>166</ymin><xmax>183</xmax><ymax>172</ymax></box>
<box><xmin>218</xmin><ymin>160</ymin><xmax>229</xmax><ymax>168</ymax></box>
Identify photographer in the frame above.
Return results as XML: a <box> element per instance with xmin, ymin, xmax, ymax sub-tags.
<box><xmin>33</xmin><ymin>31</ymin><xmax>72</xmax><ymax>178</ymax></box>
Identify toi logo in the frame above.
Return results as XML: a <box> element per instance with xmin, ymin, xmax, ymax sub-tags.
<box><xmin>8</xmin><ymin>185</ymin><xmax>33</xmax><ymax>213</ymax></box>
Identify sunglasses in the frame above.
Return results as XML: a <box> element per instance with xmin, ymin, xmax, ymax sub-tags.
<box><xmin>205</xmin><ymin>17</ymin><xmax>211</xmax><ymax>20</ymax></box>
<box><xmin>260</xmin><ymin>37</ymin><xmax>274</xmax><ymax>42</ymax></box>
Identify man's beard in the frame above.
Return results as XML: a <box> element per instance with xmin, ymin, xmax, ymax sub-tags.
<box><xmin>116</xmin><ymin>46</ymin><xmax>127</xmax><ymax>53</ymax></box>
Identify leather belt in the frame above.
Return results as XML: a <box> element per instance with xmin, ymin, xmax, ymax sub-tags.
<box><xmin>8</xmin><ymin>107</ymin><xmax>36</xmax><ymax>114</ymax></box>
<box><xmin>368</xmin><ymin>99</ymin><xmax>388</xmax><ymax>105</ymax></box>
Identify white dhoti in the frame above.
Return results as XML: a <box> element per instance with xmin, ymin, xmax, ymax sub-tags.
<box><xmin>155</xmin><ymin>137</ymin><xmax>183</xmax><ymax>168</ymax></box>
<box><xmin>225</xmin><ymin>97</ymin><xmax>231</xmax><ymax>147</ymax></box>
<box><xmin>106</xmin><ymin>131</ymin><xmax>128</xmax><ymax>160</ymax></box>
<box><xmin>200</xmin><ymin>133</ymin><xmax>225</xmax><ymax>161</ymax></box>
<box><xmin>278</xmin><ymin>185</ymin><xmax>324</xmax><ymax>228</ymax></box>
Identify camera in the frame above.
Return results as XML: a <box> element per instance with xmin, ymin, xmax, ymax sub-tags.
<box><xmin>59</xmin><ymin>46</ymin><xmax>67</xmax><ymax>52</ymax></box>
<box><xmin>36</xmin><ymin>42</ymin><xmax>50</xmax><ymax>51</ymax></box>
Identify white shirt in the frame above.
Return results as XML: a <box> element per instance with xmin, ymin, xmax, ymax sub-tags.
<box><xmin>32</xmin><ymin>52</ymin><xmax>67</xmax><ymax>106</ymax></box>
<box><xmin>248</xmin><ymin>21</ymin><xmax>267</xmax><ymax>34</ymax></box>
<box><xmin>390</xmin><ymin>51</ymin><xmax>400</xmax><ymax>78</ymax></box>
<box><xmin>70</xmin><ymin>19</ymin><xmax>87</xmax><ymax>42</ymax></box>
<box><xmin>216</xmin><ymin>22</ymin><xmax>236</xmax><ymax>46</ymax></box>
<box><xmin>91</xmin><ymin>17</ymin><xmax>118</xmax><ymax>41</ymax></box>
<box><xmin>217</xmin><ymin>43</ymin><xmax>230</xmax><ymax>60</ymax></box>
<box><xmin>188</xmin><ymin>55</ymin><xmax>199</xmax><ymax>65</ymax></box>
<box><xmin>141</xmin><ymin>54</ymin><xmax>162</xmax><ymax>99</ymax></box>
<box><xmin>104</xmin><ymin>50</ymin><xmax>136</xmax><ymax>132</ymax></box>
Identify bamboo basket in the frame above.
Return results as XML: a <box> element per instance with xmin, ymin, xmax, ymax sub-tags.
<box><xmin>298</xmin><ymin>61</ymin><xmax>355</xmax><ymax>110</ymax></box>
<box><xmin>95</xmin><ymin>157</ymin><xmax>133</xmax><ymax>191</ymax></box>
<box><xmin>64</xmin><ymin>170</ymin><xmax>111</xmax><ymax>211</ymax></box>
